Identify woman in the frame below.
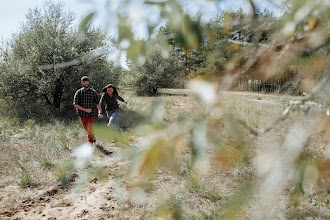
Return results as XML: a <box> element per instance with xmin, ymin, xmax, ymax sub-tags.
<box><xmin>99</xmin><ymin>84</ymin><xmax>127</xmax><ymax>128</ymax></box>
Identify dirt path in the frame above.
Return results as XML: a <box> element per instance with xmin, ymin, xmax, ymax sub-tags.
<box><xmin>1</xmin><ymin>144</ymin><xmax>126</xmax><ymax>220</ymax></box>
<box><xmin>13</xmin><ymin>178</ymin><xmax>116</xmax><ymax>220</ymax></box>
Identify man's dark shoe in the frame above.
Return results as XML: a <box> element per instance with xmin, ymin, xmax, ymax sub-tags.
<box><xmin>96</xmin><ymin>144</ymin><xmax>113</xmax><ymax>156</ymax></box>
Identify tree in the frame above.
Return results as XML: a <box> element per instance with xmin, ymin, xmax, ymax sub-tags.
<box><xmin>0</xmin><ymin>1</ymin><xmax>116</xmax><ymax>118</ymax></box>
<box><xmin>193</xmin><ymin>9</ymin><xmax>280</xmax><ymax>78</ymax></box>
<box><xmin>129</xmin><ymin>40</ymin><xmax>185</xmax><ymax>95</ymax></box>
<box><xmin>157</xmin><ymin>18</ymin><xmax>203</xmax><ymax>77</ymax></box>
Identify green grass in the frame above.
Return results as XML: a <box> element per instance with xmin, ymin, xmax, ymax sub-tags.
<box><xmin>53</xmin><ymin>160</ymin><xmax>75</xmax><ymax>187</ymax></box>
<box><xmin>185</xmin><ymin>174</ymin><xmax>223</xmax><ymax>203</ymax></box>
<box><xmin>16</xmin><ymin>160</ymin><xmax>33</xmax><ymax>188</ymax></box>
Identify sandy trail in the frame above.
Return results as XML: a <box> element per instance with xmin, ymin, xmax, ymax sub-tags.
<box><xmin>1</xmin><ymin>143</ymin><xmax>126</xmax><ymax>220</ymax></box>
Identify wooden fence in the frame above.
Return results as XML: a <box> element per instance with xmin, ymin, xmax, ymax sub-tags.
<box><xmin>234</xmin><ymin>78</ymin><xmax>296</xmax><ymax>94</ymax></box>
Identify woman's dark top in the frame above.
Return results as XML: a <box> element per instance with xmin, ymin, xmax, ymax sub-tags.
<box><xmin>99</xmin><ymin>92</ymin><xmax>125</xmax><ymax>112</ymax></box>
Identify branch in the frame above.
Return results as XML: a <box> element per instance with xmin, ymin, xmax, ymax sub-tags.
<box><xmin>236</xmin><ymin>118</ymin><xmax>259</xmax><ymax>136</ymax></box>
<box><xmin>227</xmin><ymin>39</ymin><xmax>269</xmax><ymax>48</ymax></box>
<box><xmin>32</xmin><ymin>51</ymin><xmax>107</xmax><ymax>71</ymax></box>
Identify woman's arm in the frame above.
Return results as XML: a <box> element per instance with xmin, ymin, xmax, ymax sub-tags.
<box><xmin>117</xmin><ymin>95</ymin><xmax>127</xmax><ymax>104</ymax></box>
<box><xmin>98</xmin><ymin>93</ymin><xmax>105</xmax><ymax>116</ymax></box>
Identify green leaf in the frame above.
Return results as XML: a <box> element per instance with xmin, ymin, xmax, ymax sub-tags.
<box><xmin>126</xmin><ymin>39</ymin><xmax>146</xmax><ymax>63</ymax></box>
<box><xmin>118</xmin><ymin>15</ymin><xmax>134</xmax><ymax>41</ymax></box>
<box><xmin>191</xmin><ymin>121</ymin><xmax>209</xmax><ymax>172</ymax></box>
<box><xmin>144</xmin><ymin>1</ymin><xmax>166</xmax><ymax>7</ymax></box>
<box><xmin>93</xmin><ymin>124</ymin><xmax>130</xmax><ymax>146</ymax></box>
<box><xmin>78</xmin><ymin>12</ymin><xmax>95</xmax><ymax>33</ymax></box>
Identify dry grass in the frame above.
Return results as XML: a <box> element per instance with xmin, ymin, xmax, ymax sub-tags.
<box><xmin>0</xmin><ymin>89</ymin><xmax>329</xmax><ymax>219</ymax></box>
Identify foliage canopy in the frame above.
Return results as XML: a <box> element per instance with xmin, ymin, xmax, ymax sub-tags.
<box><xmin>0</xmin><ymin>1</ymin><xmax>121</xmax><ymax>119</ymax></box>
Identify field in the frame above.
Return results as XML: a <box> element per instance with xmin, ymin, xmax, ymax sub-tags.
<box><xmin>0</xmin><ymin>89</ymin><xmax>329</xmax><ymax>219</ymax></box>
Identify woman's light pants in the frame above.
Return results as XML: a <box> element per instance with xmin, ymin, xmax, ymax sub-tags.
<box><xmin>106</xmin><ymin>108</ymin><xmax>120</xmax><ymax>128</ymax></box>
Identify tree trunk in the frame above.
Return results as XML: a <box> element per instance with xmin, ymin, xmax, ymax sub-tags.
<box><xmin>53</xmin><ymin>75</ymin><xmax>64</xmax><ymax>109</ymax></box>
<box><xmin>152</xmin><ymin>86</ymin><xmax>158</xmax><ymax>94</ymax></box>
<box><xmin>43</xmin><ymin>94</ymin><xmax>52</xmax><ymax>106</ymax></box>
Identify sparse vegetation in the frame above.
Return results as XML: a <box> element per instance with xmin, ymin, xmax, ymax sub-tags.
<box><xmin>0</xmin><ymin>89</ymin><xmax>328</xmax><ymax>219</ymax></box>
<box><xmin>0</xmin><ymin>0</ymin><xmax>329</xmax><ymax>219</ymax></box>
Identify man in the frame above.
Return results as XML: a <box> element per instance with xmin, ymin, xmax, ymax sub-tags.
<box><xmin>73</xmin><ymin>76</ymin><xmax>103</xmax><ymax>144</ymax></box>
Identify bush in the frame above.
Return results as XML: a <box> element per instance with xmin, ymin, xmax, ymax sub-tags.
<box><xmin>128</xmin><ymin>42</ymin><xmax>185</xmax><ymax>95</ymax></box>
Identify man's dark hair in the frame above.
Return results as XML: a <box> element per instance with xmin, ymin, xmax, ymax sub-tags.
<box><xmin>81</xmin><ymin>76</ymin><xmax>89</xmax><ymax>81</ymax></box>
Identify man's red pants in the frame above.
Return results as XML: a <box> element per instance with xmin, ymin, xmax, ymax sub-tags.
<box><xmin>80</xmin><ymin>116</ymin><xmax>95</xmax><ymax>144</ymax></box>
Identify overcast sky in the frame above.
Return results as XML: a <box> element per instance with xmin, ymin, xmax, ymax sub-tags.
<box><xmin>0</xmin><ymin>0</ymin><xmax>281</xmax><ymax>68</ymax></box>
<box><xmin>0</xmin><ymin>0</ymin><xmax>281</xmax><ymax>41</ymax></box>
<box><xmin>0</xmin><ymin>0</ymin><xmax>104</xmax><ymax>41</ymax></box>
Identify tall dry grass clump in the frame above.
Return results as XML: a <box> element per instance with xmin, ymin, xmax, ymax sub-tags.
<box><xmin>0</xmin><ymin>118</ymin><xmax>86</xmax><ymax>188</ymax></box>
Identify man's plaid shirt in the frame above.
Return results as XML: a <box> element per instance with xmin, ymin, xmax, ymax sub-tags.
<box><xmin>73</xmin><ymin>87</ymin><xmax>99</xmax><ymax>118</ymax></box>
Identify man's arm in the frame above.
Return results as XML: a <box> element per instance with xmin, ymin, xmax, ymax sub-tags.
<box><xmin>96</xmin><ymin>104</ymin><xmax>103</xmax><ymax>118</ymax></box>
<box><xmin>96</xmin><ymin>92</ymin><xmax>103</xmax><ymax>118</ymax></box>
<box><xmin>73</xmin><ymin>90</ymin><xmax>92</xmax><ymax>113</ymax></box>
<box><xmin>74</xmin><ymin>104</ymin><xmax>92</xmax><ymax>113</ymax></box>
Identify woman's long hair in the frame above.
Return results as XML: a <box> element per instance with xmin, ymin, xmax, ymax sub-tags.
<box><xmin>100</xmin><ymin>84</ymin><xmax>118</xmax><ymax>96</ymax></box>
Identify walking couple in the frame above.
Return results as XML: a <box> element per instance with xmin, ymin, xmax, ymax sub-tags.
<box><xmin>73</xmin><ymin>76</ymin><xmax>127</xmax><ymax>144</ymax></box>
